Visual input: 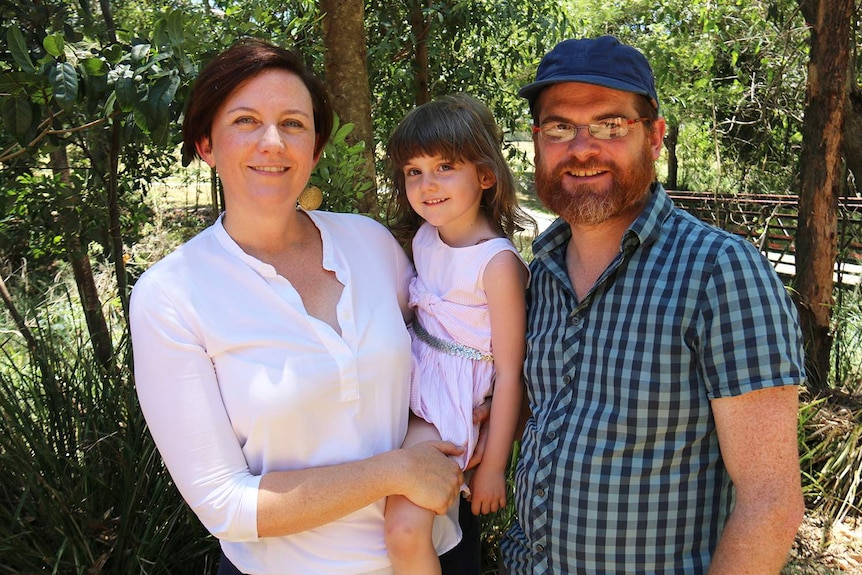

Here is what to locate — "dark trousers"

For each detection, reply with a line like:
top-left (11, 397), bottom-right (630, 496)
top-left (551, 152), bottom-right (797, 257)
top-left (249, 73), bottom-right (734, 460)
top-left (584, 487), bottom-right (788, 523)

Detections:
top-left (218, 497), bottom-right (481, 575)
top-left (439, 497), bottom-right (481, 575)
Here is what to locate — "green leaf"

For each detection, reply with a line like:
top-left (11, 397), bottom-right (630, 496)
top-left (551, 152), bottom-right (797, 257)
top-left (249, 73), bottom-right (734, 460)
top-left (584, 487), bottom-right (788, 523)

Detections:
top-left (81, 58), bottom-right (107, 77)
top-left (43, 33), bottom-right (65, 58)
top-left (149, 116), bottom-right (171, 146)
top-left (48, 62), bottom-right (78, 108)
top-left (0, 71), bottom-right (44, 97)
top-left (333, 122), bottom-right (354, 144)
top-left (2, 97), bottom-right (34, 137)
top-left (167, 10), bottom-right (185, 46)
top-left (131, 44), bottom-right (152, 62)
top-left (152, 19), bottom-right (168, 49)
top-left (114, 74), bottom-right (138, 106)
top-left (104, 91), bottom-right (117, 116)
top-left (145, 74), bottom-right (180, 116)
top-left (7, 27), bottom-right (36, 73)
top-left (102, 44), bottom-right (124, 64)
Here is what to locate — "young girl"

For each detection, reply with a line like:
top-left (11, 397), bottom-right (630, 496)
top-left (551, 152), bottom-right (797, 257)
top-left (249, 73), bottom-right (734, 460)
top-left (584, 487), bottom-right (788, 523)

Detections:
top-left (384, 94), bottom-right (535, 575)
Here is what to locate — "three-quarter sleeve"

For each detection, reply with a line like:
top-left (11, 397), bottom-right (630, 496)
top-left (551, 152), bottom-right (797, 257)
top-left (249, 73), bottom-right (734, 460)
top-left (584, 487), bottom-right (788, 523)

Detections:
top-left (130, 273), bottom-right (261, 541)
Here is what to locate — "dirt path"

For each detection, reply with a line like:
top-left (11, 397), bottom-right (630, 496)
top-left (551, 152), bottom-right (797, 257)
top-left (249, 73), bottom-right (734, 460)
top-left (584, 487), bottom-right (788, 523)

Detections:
top-left (785, 514), bottom-right (862, 574)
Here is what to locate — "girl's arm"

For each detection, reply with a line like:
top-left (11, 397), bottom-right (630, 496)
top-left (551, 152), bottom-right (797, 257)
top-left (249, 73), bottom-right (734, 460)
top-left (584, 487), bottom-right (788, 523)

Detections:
top-left (468, 249), bottom-right (527, 515)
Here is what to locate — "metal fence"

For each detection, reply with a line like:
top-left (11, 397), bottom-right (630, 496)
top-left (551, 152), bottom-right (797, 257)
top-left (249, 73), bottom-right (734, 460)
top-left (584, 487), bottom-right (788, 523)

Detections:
top-left (668, 191), bottom-right (862, 287)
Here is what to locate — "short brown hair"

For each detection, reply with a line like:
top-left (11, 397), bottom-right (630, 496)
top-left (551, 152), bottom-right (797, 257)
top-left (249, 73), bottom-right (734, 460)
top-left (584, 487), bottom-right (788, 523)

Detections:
top-left (181, 38), bottom-right (333, 166)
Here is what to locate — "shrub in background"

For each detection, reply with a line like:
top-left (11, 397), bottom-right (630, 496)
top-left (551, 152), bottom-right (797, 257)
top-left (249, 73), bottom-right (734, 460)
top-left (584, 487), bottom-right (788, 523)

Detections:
top-left (0, 285), bottom-right (217, 574)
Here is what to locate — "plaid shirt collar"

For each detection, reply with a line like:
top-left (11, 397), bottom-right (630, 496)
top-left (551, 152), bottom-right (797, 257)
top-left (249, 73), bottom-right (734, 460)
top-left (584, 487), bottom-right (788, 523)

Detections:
top-left (530, 182), bottom-right (674, 302)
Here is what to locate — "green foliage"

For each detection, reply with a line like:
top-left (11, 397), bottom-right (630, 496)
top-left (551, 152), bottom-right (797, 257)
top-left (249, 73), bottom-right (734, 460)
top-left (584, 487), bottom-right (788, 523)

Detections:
top-left (0, 2), bottom-right (201, 283)
top-left (309, 115), bottom-right (375, 215)
top-left (799, 391), bottom-right (862, 524)
top-left (366, 0), bottom-right (571, 149)
top-left (210, 0), bottom-right (320, 54)
top-left (797, 286), bottom-right (862, 526)
top-left (0, 286), bottom-right (217, 574)
top-left (1, 172), bottom-right (70, 267)
top-left (568, 0), bottom-right (808, 194)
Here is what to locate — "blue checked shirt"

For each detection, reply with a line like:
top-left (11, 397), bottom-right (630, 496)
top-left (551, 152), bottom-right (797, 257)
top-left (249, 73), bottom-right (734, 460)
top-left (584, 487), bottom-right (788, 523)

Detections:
top-left (501, 184), bottom-right (805, 574)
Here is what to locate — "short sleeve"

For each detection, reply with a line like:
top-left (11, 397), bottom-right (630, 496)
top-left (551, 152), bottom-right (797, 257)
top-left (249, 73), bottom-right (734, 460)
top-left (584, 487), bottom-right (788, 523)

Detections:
top-left (697, 239), bottom-right (805, 399)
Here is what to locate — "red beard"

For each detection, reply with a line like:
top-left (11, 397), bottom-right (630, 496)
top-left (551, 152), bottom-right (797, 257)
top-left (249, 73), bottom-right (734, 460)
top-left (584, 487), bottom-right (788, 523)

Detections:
top-left (535, 142), bottom-right (656, 227)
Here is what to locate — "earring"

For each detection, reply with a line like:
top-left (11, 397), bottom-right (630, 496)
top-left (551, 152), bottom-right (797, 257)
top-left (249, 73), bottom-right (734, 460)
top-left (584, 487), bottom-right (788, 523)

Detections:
top-left (297, 185), bottom-right (323, 210)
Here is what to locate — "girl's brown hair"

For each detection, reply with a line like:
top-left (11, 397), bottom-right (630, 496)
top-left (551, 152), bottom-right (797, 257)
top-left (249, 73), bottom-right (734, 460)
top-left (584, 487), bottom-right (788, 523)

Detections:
top-left (386, 94), bottom-right (535, 250)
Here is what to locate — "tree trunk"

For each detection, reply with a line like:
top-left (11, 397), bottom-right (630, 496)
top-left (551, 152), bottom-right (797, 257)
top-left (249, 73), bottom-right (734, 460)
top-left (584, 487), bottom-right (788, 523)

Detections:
top-left (107, 120), bottom-right (129, 322)
top-left (320, 0), bottom-right (378, 214)
top-left (97, 0), bottom-right (117, 43)
top-left (794, 0), bottom-right (852, 389)
top-left (801, 0), bottom-right (862, 195)
top-left (409, 0), bottom-right (430, 106)
top-left (49, 147), bottom-right (115, 374)
top-left (664, 122), bottom-right (679, 190)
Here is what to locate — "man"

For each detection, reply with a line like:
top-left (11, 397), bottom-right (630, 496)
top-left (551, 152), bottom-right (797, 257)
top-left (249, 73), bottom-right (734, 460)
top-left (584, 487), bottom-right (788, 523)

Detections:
top-left (500, 36), bottom-right (805, 574)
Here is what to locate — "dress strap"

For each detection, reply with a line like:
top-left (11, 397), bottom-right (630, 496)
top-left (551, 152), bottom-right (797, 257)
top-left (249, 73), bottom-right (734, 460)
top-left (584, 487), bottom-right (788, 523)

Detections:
top-left (413, 319), bottom-right (493, 362)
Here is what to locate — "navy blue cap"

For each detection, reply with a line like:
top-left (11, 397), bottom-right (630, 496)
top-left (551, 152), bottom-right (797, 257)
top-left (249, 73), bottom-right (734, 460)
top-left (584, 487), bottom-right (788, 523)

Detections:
top-left (519, 36), bottom-right (659, 111)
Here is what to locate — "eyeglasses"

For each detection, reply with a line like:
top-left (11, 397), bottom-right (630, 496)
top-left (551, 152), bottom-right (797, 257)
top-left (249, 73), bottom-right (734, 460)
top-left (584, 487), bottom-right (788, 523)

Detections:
top-left (532, 117), bottom-right (650, 143)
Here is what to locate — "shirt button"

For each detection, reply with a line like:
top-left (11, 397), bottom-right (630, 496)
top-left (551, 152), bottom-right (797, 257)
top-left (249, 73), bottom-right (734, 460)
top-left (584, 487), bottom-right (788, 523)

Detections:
top-left (535, 544), bottom-right (545, 553)
top-left (536, 488), bottom-right (545, 497)
top-left (547, 431), bottom-right (556, 440)
top-left (562, 375), bottom-right (571, 384)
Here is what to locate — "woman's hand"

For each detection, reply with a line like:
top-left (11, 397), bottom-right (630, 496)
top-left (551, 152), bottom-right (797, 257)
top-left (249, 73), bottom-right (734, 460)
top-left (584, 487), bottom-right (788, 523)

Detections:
top-left (398, 440), bottom-right (464, 514)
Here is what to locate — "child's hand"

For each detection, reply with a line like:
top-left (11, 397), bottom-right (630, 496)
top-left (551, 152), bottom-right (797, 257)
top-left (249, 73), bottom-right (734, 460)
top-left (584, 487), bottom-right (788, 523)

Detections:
top-left (466, 399), bottom-right (492, 470)
top-left (467, 464), bottom-right (507, 515)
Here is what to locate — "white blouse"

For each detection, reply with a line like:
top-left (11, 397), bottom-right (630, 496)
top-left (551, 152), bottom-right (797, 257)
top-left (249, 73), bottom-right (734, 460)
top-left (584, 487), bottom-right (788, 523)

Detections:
top-left (130, 210), bottom-right (459, 575)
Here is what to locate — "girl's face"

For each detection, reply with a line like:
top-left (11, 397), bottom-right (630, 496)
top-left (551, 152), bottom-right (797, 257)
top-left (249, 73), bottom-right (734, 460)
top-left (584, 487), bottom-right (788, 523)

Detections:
top-left (402, 154), bottom-right (495, 241)
top-left (195, 68), bottom-right (319, 213)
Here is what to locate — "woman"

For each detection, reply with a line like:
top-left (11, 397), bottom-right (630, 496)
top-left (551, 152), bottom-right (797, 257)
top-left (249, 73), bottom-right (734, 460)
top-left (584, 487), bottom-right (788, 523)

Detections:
top-left (130, 39), bottom-right (465, 575)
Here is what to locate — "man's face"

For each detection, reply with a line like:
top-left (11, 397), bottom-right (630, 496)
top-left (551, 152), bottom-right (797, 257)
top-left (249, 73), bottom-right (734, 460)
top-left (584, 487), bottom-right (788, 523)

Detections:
top-left (532, 82), bottom-right (665, 227)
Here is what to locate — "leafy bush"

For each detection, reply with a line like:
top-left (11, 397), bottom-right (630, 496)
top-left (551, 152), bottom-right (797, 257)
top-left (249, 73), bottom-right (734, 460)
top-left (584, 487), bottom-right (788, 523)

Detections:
top-left (308, 114), bottom-right (375, 215)
top-left (797, 286), bottom-right (862, 525)
top-left (0, 288), bottom-right (217, 574)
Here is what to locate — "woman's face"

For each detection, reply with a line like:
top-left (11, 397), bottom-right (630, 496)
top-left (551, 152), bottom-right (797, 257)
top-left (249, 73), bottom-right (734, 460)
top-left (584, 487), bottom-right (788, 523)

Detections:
top-left (196, 68), bottom-right (319, 212)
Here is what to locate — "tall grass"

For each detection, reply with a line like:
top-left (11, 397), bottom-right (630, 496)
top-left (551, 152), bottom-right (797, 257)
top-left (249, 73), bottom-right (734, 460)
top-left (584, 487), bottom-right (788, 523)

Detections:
top-left (799, 285), bottom-right (862, 525)
top-left (0, 274), bottom-right (217, 574)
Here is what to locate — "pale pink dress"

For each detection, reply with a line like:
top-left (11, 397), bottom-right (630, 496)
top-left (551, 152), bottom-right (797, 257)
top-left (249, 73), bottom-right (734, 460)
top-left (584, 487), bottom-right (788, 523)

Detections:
top-left (408, 222), bottom-right (528, 470)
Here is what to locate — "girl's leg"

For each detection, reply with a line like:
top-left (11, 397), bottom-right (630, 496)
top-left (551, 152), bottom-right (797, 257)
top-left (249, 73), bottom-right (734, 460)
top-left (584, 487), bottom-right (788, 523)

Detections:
top-left (385, 416), bottom-right (444, 575)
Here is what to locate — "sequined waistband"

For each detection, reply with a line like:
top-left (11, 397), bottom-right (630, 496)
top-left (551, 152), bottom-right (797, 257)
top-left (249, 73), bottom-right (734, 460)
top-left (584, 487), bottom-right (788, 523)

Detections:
top-left (412, 319), bottom-right (493, 362)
